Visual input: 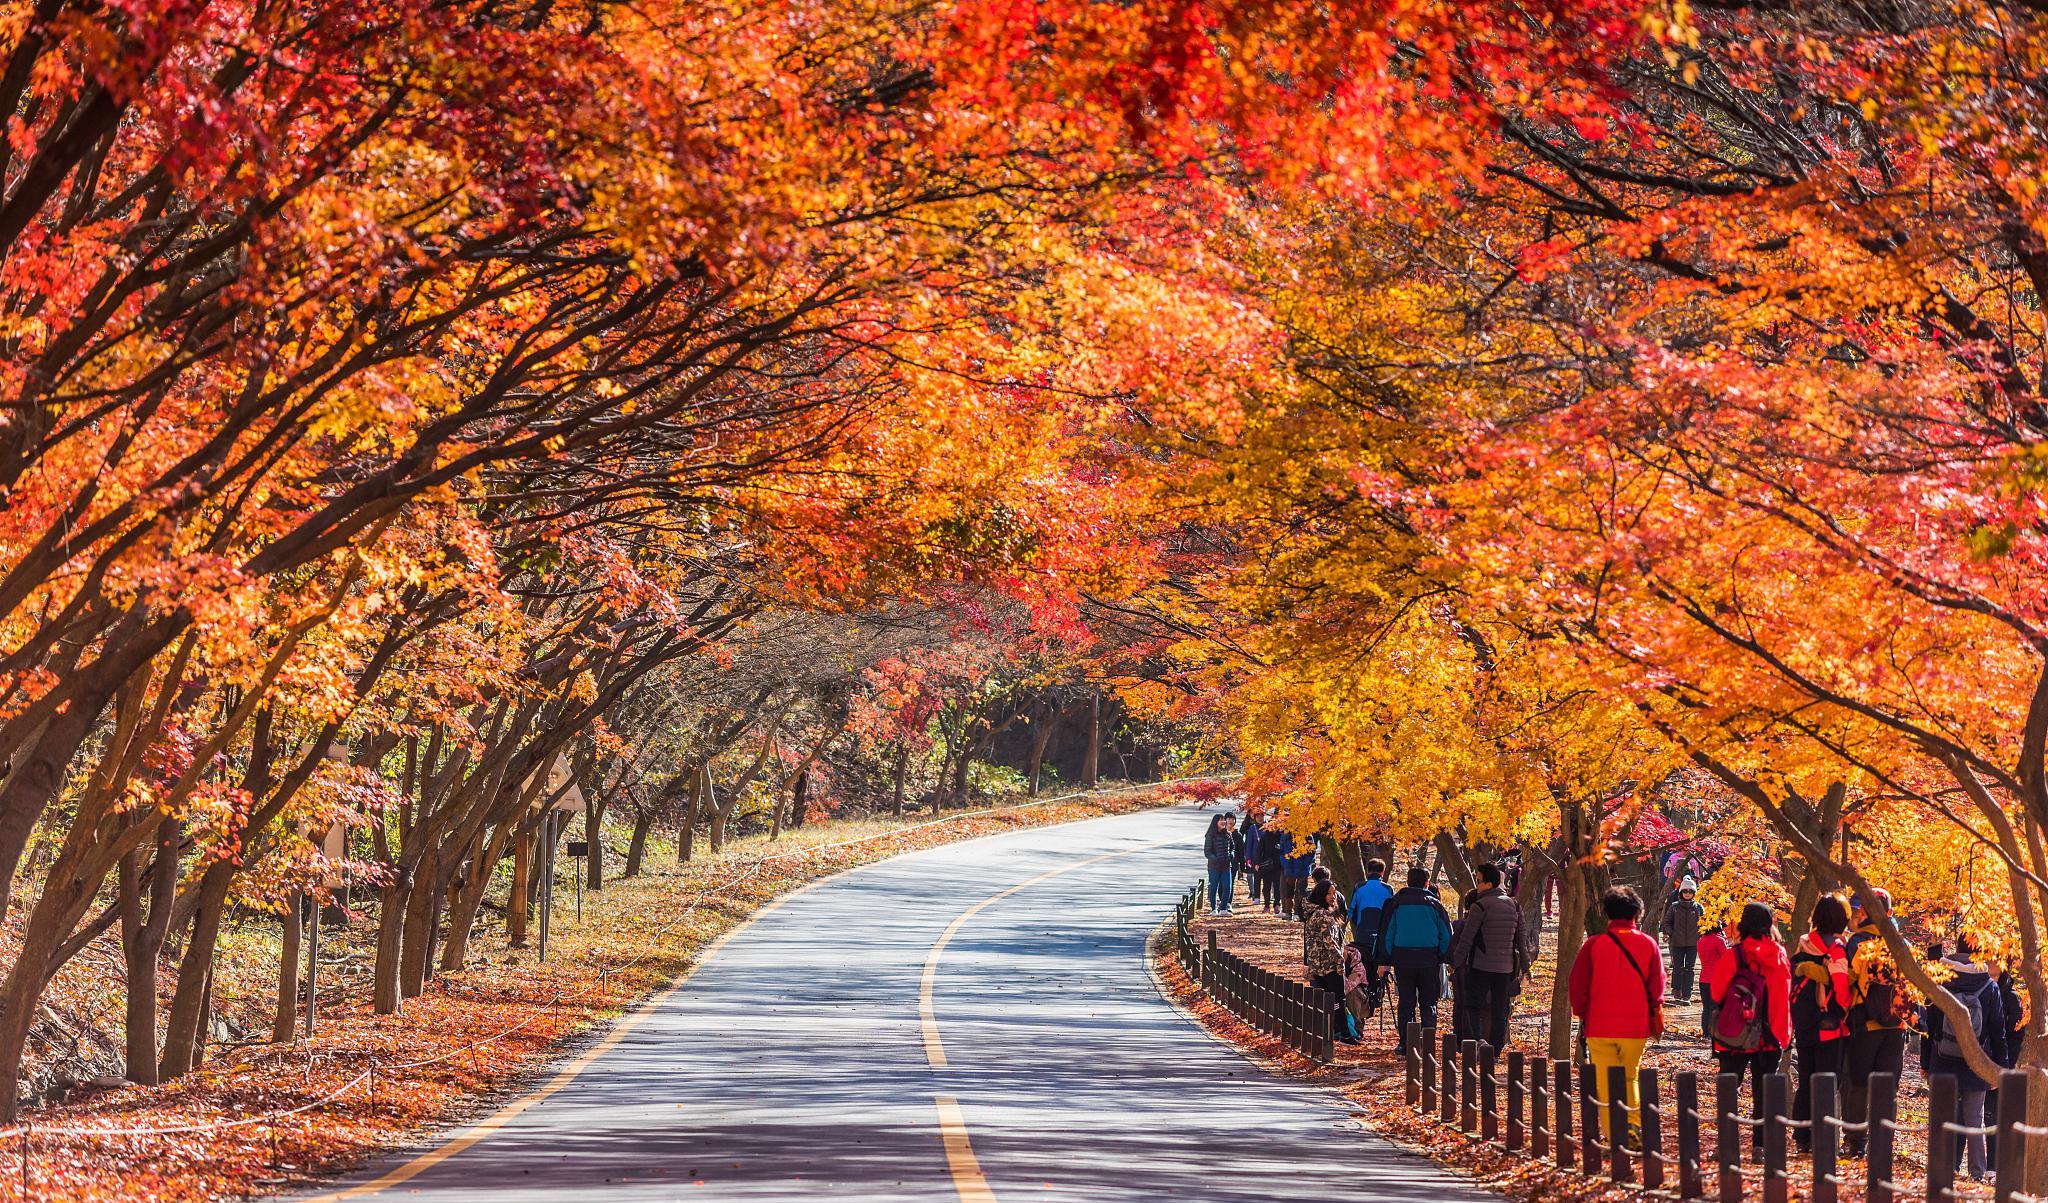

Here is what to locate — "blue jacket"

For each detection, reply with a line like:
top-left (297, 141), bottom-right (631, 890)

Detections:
top-left (1241, 822), bottom-right (1263, 867)
top-left (1349, 877), bottom-right (1394, 948)
top-left (1276, 831), bottom-right (1315, 878)
top-left (1376, 885), bottom-right (1453, 968)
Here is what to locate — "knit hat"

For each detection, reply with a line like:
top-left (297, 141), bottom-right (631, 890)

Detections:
top-left (1680, 876), bottom-right (1699, 893)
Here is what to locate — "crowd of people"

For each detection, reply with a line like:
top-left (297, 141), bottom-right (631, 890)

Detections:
top-left (1200, 813), bottom-right (2027, 1181)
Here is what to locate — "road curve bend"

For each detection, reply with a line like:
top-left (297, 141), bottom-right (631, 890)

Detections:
top-left (293, 806), bottom-right (1493, 1203)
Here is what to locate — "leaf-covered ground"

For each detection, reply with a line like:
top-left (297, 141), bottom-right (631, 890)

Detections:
top-left (1157, 894), bottom-right (1958, 1203)
top-left (3, 786), bottom-right (1176, 1202)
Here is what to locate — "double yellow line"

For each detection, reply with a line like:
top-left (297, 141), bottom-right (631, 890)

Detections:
top-left (919, 841), bottom-right (1172, 1201)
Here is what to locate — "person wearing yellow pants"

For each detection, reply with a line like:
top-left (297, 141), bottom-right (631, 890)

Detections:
top-left (1569, 887), bottom-right (1666, 1147)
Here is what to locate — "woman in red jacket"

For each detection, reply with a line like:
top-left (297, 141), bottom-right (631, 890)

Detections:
top-left (1569, 887), bottom-right (1666, 1145)
top-left (1705, 902), bottom-right (1793, 1143)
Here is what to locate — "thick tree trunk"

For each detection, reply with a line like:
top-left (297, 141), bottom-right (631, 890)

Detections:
top-left (584, 800), bottom-right (604, 890)
top-left (398, 862), bottom-right (440, 999)
top-left (509, 831), bottom-right (532, 947)
top-left (159, 862), bottom-right (235, 1080)
top-left (1027, 719), bottom-right (1056, 796)
top-left (679, 767), bottom-right (704, 862)
top-left (1432, 830), bottom-right (1477, 897)
top-left (789, 771), bottom-right (808, 829)
top-left (892, 747), bottom-right (909, 816)
top-left (373, 875), bottom-right (409, 1014)
top-left (274, 896), bottom-right (302, 1043)
top-left (118, 819), bottom-right (177, 1085)
top-left (623, 808), bottom-right (652, 878)
top-left (1549, 850), bottom-right (1589, 1062)
top-left (1081, 694), bottom-right (1101, 787)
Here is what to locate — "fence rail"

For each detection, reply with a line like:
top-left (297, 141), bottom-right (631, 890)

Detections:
top-left (1171, 881), bottom-right (1335, 1064)
top-left (1398, 1019), bottom-right (2036, 1203)
top-left (1171, 884), bottom-right (2048, 1201)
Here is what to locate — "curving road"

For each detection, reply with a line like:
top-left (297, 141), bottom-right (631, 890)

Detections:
top-left (296, 806), bottom-right (1492, 1202)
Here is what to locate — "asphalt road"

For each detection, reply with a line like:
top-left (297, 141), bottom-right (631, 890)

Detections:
top-left (297, 806), bottom-right (1492, 1202)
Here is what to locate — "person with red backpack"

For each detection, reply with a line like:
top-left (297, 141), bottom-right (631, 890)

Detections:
top-left (1705, 902), bottom-right (1792, 1145)
top-left (1790, 896), bottom-right (1853, 1153)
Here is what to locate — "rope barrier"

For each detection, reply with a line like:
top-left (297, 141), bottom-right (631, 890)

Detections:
top-left (1821, 1115), bottom-right (1868, 1131)
top-left (1940, 1122), bottom-right (1999, 1137)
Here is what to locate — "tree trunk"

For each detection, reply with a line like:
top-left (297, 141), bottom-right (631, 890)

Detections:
top-left (1026, 716), bottom-right (1056, 796)
top-left (789, 771), bottom-right (808, 829)
top-left (373, 874), bottom-right (409, 1013)
top-left (509, 831), bottom-right (532, 947)
top-left (1549, 849), bottom-right (1589, 1062)
top-left (1432, 830), bottom-right (1478, 897)
top-left (584, 799), bottom-right (604, 890)
top-left (273, 896), bottom-right (302, 1043)
top-left (623, 807), bottom-right (653, 877)
top-left (680, 766), bottom-right (704, 862)
top-left (1081, 693), bottom-right (1101, 787)
top-left (159, 861), bottom-right (235, 1080)
top-left (891, 747), bottom-right (908, 817)
top-left (119, 818), bottom-right (177, 1085)
top-left (398, 858), bottom-right (440, 1000)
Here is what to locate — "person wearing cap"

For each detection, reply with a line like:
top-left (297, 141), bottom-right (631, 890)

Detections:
top-left (1843, 887), bottom-right (1908, 1156)
top-left (1660, 876), bottom-right (1705, 1004)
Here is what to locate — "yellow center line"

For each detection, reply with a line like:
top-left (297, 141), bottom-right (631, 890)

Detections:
top-left (933, 1095), bottom-right (998, 1203)
top-left (919, 839), bottom-right (1172, 1068)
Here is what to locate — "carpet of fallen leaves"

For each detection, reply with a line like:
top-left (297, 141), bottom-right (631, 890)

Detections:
top-left (3, 785), bottom-right (1178, 1202)
top-left (1155, 890), bottom-right (1963, 1203)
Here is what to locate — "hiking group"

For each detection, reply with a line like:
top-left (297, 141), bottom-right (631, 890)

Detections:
top-left (1201, 811), bottom-right (2023, 1182)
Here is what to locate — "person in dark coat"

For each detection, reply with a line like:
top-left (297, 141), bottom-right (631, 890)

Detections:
top-left (1240, 816), bottom-right (1266, 907)
top-left (1789, 895), bottom-right (1852, 1153)
top-left (1921, 937), bottom-right (2009, 1182)
top-left (1275, 830), bottom-right (1315, 919)
top-left (1255, 827), bottom-right (1284, 913)
top-left (1377, 866), bottom-right (1453, 1054)
top-left (1843, 889), bottom-right (1909, 1157)
top-left (1450, 862), bottom-right (1523, 1050)
top-left (1202, 813), bottom-right (1242, 915)
top-left (1660, 877), bottom-right (1704, 1004)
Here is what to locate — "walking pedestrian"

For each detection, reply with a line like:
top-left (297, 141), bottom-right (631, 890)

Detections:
top-left (1255, 827), bottom-right (1284, 914)
top-left (1240, 814), bottom-right (1266, 907)
top-left (1569, 886), bottom-right (1666, 1147)
top-left (1698, 908), bottom-right (1738, 1040)
top-left (1377, 866), bottom-right (1453, 1054)
top-left (1843, 888), bottom-right (1910, 1156)
top-left (1348, 858), bottom-right (1395, 1016)
top-left (1790, 895), bottom-right (1852, 1152)
top-left (1276, 830), bottom-right (1315, 919)
top-left (1921, 936), bottom-right (2008, 1183)
top-left (1450, 862), bottom-right (1524, 1051)
top-left (1303, 876), bottom-right (1359, 1044)
top-left (1661, 876), bottom-right (1703, 1004)
top-left (1705, 902), bottom-right (1791, 1148)
top-left (1202, 813), bottom-right (1241, 914)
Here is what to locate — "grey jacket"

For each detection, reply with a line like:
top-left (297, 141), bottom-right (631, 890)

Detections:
top-left (1452, 889), bottom-right (1523, 975)
top-left (1661, 897), bottom-right (1704, 950)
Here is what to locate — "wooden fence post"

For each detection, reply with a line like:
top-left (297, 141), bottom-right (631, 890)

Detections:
top-left (1609, 1063), bottom-right (1634, 1184)
top-left (1462, 1039), bottom-right (1481, 1134)
top-left (1440, 1031), bottom-right (1458, 1125)
top-left (1717, 1072), bottom-right (1742, 1203)
top-left (1812, 1072), bottom-right (1839, 1203)
top-left (1482, 1044), bottom-right (1500, 1142)
top-left (1580, 1061), bottom-right (1601, 1173)
top-left (1406, 1022), bottom-right (1423, 1106)
top-left (1531, 1055), bottom-right (1550, 1160)
top-left (1555, 1058), bottom-right (1576, 1169)
top-left (1927, 1074), bottom-right (1958, 1203)
top-left (1641, 1066), bottom-right (1664, 1192)
top-left (1420, 1026), bottom-right (1438, 1114)
top-left (1676, 1070), bottom-right (1702, 1200)
top-left (1507, 1050), bottom-right (1525, 1152)
top-left (1763, 1072), bottom-right (1789, 1203)
top-left (1867, 1071), bottom-right (1898, 1203)
top-left (1996, 1070), bottom-right (2027, 1203)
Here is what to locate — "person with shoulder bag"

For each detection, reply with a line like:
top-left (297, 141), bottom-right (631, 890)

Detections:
top-left (1921, 936), bottom-right (2008, 1182)
top-left (1843, 889), bottom-right (1911, 1156)
top-left (1568, 886), bottom-right (1666, 1149)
